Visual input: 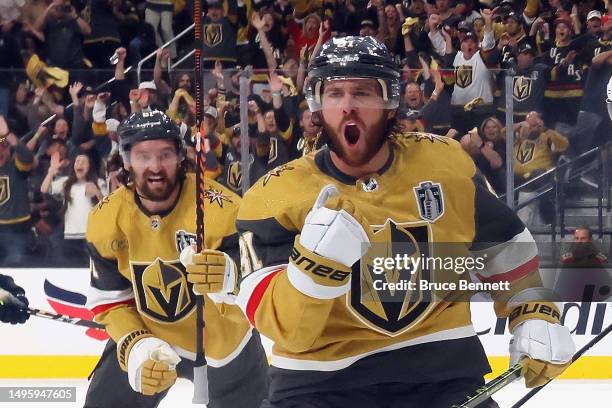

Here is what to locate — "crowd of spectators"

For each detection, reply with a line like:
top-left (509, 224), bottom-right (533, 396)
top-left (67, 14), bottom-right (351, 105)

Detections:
top-left (0, 0), bottom-right (611, 267)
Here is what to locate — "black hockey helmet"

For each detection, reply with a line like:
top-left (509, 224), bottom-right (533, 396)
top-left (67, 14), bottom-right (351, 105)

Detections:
top-left (305, 36), bottom-right (401, 112)
top-left (118, 110), bottom-right (183, 160)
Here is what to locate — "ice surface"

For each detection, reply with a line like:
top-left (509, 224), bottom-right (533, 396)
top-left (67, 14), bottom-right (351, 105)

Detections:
top-left (0, 379), bottom-right (609, 407)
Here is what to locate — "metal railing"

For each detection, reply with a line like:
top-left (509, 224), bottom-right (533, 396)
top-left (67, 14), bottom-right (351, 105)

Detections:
top-left (137, 23), bottom-right (195, 84)
top-left (501, 142), bottom-right (612, 243)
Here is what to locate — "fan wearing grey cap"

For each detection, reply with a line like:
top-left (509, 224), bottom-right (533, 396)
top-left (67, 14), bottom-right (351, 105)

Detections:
top-left (586, 10), bottom-right (603, 36)
top-left (496, 43), bottom-right (548, 123)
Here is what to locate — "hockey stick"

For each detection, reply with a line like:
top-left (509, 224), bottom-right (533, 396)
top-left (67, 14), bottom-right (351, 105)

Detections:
top-left (455, 321), bottom-right (612, 408)
top-left (452, 363), bottom-right (524, 408)
top-left (27, 307), bottom-right (105, 329)
top-left (510, 321), bottom-right (612, 408)
top-left (193, 0), bottom-right (205, 369)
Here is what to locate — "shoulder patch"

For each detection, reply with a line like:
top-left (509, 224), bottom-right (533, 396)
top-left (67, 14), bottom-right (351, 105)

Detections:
top-left (262, 164), bottom-right (295, 187)
top-left (405, 132), bottom-right (450, 144)
top-left (203, 187), bottom-right (233, 208)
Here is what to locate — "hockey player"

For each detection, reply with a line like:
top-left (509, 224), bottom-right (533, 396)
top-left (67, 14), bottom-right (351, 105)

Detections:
top-left (84, 110), bottom-right (268, 407)
top-left (0, 274), bottom-right (29, 325)
top-left (188, 36), bottom-right (576, 407)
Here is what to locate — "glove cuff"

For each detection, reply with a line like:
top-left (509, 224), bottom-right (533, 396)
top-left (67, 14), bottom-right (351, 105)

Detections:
top-left (287, 236), bottom-right (352, 299)
top-left (117, 329), bottom-right (153, 371)
top-left (508, 301), bottom-right (560, 332)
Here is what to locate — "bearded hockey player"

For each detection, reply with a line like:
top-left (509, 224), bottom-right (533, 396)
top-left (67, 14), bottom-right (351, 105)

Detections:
top-left (187, 36), bottom-right (576, 407)
top-left (84, 110), bottom-right (268, 407)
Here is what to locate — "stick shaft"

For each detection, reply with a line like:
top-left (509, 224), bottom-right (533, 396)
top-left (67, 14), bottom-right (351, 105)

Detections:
top-left (27, 307), bottom-right (105, 329)
top-left (452, 364), bottom-right (523, 408)
top-left (193, 0), bottom-right (206, 367)
top-left (511, 322), bottom-right (612, 408)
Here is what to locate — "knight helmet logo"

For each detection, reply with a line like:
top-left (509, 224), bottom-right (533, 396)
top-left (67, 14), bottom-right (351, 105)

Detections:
top-left (516, 140), bottom-right (536, 164)
top-left (513, 76), bottom-right (532, 102)
top-left (455, 65), bottom-right (473, 88)
top-left (349, 221), bottom-right (434, 336)
top-left (132, 259), bottom-right (195, 323)
top-left (0, 176), bottom-right (9, 206)
top-left (204, 24), bottom-right (223, 47)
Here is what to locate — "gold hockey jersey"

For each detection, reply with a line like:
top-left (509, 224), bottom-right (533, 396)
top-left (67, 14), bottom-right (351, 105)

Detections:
top-left (86, 173), bottom-right (252, 367)
top-left (513, 128), bottom-right (569, 179)
top-left (235, 134), bottom-right (541, 398)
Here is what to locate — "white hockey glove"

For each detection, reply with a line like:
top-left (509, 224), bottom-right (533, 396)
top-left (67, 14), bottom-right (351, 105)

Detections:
top-left (181, 246), bottom-right (238, 304)
top-left (508, 302), bottom-right (575, 388)
top-left (287, 184), bottom-right (372, 299)
top-left (118, 331), bottom-right (181, 395)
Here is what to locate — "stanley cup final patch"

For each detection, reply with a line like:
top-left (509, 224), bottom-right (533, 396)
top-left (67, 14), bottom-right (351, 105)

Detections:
top-left (413, 181), bottom-right (444, 222)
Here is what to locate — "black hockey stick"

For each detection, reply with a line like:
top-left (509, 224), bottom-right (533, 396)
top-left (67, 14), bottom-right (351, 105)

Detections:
top-left (510, 321), bottom-right (612, 408)
top-left (27, 307), bottom-right (105, 329)
top-left (451, 363), bottom-right (524, 408)
top-left (193, 0), bottom-right (205, 369)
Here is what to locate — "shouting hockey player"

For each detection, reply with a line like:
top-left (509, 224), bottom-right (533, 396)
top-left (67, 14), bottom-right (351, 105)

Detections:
top-left (84, 110), bottom-right (268, 407)
top-left (188, 36), bottom-right (576, 407)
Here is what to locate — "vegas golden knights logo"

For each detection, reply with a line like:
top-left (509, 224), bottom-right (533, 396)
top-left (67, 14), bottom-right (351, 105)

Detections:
top-left (268, 137), bottom-right (278, 164)
top-left (516, 140), bottom-right (535, 164)
top-left (227, 162), bottom-right (242, 192)
top-left (350, 221), bottom-right (434, 336)
top-left (0, 176), bottom-right (9, 206)
top-left (455, 65), bottom-right (473, 88)
top-left (132, 259), bottom-right (195, 323)
top-left (204, 24), bottom-right (222, 47)
top-left (513, 76), bottom-right (532, 102)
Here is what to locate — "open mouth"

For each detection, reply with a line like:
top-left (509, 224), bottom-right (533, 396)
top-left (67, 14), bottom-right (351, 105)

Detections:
top-left (147, 175), bottom-right (166, 185)
top-left (344, 122), bottom-right (361, 146)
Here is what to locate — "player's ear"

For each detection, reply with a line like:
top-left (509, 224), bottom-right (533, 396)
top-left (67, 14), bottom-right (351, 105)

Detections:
top-left (386, 109), bottom-right (397, 120)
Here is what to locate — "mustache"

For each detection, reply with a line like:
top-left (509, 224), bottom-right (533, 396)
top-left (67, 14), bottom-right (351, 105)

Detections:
top-left (143, 171), bottom-right (168, 179)
top-left (339, 116), bottom-right (365, 130)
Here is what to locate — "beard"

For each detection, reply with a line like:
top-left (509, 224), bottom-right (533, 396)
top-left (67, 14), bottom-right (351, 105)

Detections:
top-left (134, 170), bottom-right (179, 202)
top-left (322, 113), bottom-right (390, 167)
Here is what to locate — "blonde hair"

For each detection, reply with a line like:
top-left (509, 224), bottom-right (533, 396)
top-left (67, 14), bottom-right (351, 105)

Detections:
top-left (480, 117), bottom-right (504, 141)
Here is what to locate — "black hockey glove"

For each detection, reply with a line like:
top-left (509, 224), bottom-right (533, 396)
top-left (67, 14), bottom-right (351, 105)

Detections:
top-left (0, 275), bottom-right (29, 324)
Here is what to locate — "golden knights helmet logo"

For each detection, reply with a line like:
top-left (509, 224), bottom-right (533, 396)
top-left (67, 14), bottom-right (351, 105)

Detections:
top-left (132, 258), bottom-right (195, 323)
top-left (350, 221), bottom-right (434, 336)
top-left (516, 140), bottom-right (535, 164)
top-left (413, 181), bottom-right (444, 222)
top-left (0, 176), bottom-right (10, 206)
top-left (204, 23), bottom-right (223, 47)
top-left (513, 76), bottom-right (532, 102)
top-left (455, 65), bottom-right (473, 88)
top-left (227, 161), bottom-right (242, 192)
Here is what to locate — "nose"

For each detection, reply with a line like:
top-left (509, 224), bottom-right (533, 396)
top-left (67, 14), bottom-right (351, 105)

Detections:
top-left (340, 94), bottom-right (356, 115)
top-left (148, 156), bottom-right (163, 172)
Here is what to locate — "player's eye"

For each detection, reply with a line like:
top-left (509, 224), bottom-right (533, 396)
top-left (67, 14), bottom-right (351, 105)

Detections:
top-left (325, 89), bottom-right (344, 98)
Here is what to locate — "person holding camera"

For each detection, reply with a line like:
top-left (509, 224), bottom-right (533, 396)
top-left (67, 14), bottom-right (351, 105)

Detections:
top-left (33, 0), bottom-right (91, 80)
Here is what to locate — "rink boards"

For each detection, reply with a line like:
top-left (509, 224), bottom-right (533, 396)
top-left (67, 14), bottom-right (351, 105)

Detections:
top-left (1, 268), bottom-right (611, 379)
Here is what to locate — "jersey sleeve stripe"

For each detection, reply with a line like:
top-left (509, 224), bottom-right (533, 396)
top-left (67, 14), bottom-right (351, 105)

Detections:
top-left (86, 286), bottom-right (135, 314)
top-left (236, 265), bottom-right (284, 326)
top-left (472, 228), bottom-right (539, 282)
top-left (90, 299), bottom-right (136, 316)
top-left (476, 255), bottom-right (539, 283)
